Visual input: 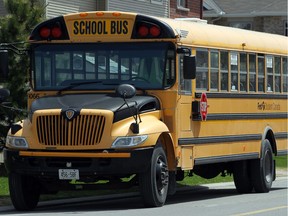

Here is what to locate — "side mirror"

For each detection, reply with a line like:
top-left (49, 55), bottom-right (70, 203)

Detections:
top-left (183, 55), bottom-right (196, 80)
top-left (115, 84), bottom-right (136, 99)
top-left (0, 50), bottom-right (9, 80)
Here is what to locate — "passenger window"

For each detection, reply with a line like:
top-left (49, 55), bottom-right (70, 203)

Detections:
top-left (220, 51), bottom-right (228, 91)
top-left (210, 50), bottom-right (219, 91)
top-left (275, 56), bottom-right (281, 92)
top-left (258, 55), bottom-right (265, 92)
top-left (196, 49), bottom-right (208, 90)
top-left (230, 52), bottom-right (238, 91)
top-left (240, 53), bottom-right (247, 92)
top-left (266, 56), bottom-right (273, 92)
top-left (283, 57), bottom-right (288, 92)
top-left (249, 54), bottom-right (256, 92)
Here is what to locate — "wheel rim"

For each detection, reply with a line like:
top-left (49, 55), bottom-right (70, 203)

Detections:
top-left (155, 155), bottom-right (168, 195)
top-left (264, 150), bottom-right (273, 183)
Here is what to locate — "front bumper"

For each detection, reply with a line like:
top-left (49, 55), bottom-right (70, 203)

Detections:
top-left (4, 147), bottom-right (153, 178)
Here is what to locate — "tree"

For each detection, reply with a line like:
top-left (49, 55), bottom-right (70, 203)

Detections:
top-left (0, 0), bottom-right (45, 109)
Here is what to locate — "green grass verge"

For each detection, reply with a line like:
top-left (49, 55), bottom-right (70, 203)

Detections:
top-left (275, 155), bottom-right (288, 168)
top-left (0, 155), bottom-right (287, 205)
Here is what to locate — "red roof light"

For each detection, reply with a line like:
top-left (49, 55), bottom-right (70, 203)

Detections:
top-left (138, 25), bottom-right (149, 37)
top-left (39, 27), bottom-right (50, 38)
top-left (51, 26), bottom-right (62, 38)
top-left (149, 25), bottom-right (161, 37)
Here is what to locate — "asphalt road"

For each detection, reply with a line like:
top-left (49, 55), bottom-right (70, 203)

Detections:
top-left (1, 176), bottom-right (287, 216)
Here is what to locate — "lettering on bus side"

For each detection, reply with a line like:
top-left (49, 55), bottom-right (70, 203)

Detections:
top-left (73, 20), bottom-right (129, 35)
top-left (257, 101), bottom-right (280, 111)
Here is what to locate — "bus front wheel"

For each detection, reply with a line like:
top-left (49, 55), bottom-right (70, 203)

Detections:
top-left (250, 139), bottom-right (274, 193)
top-left (9, 173), bottom-right (40, 211)
top-left (139, 144), bottom-right (169, 207)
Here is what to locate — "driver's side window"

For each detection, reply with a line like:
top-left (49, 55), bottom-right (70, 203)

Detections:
top-left (179, 54), bottom-right (192, 95)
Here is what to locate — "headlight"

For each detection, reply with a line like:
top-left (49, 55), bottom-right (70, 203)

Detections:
top-left (6, 136), bottom-right (29, 149)
top-left (111, 135), bottom-right (148, 148)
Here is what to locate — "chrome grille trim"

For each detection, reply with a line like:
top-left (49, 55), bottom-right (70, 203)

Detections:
top-left (36, 114), bottom-right (105, 146)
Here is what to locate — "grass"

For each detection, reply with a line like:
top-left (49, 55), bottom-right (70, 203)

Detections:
top-left (275, 155), bottom-right (288, 168)
top-left (0, 155), bottom-right (287, 206)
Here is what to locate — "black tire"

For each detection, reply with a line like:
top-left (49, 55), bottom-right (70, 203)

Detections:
top-left (168, 171), bottom-right (176, 196)
top-left (250, 139), bottom-right (274, 193)
top-left (233, 160), bottom-right (253, 193)
top-left (9, 173), bottom-right (40, 211)
top-left (139, 145), bottom-right (169, 207)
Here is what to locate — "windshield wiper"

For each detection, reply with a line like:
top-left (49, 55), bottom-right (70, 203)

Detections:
top-left (57, 81), bottom-right (102, 95)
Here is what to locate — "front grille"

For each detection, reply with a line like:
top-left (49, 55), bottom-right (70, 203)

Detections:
top-left (36, 114), bottom-right (105, 146)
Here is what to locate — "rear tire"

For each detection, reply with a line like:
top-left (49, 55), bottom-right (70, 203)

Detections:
top-left (233, 160), bottom-right (253, 193)
top-left (250, 139), bottom-right (274, 193)
top-left (9, 173), bottom-right (40, 211)
top-left (139, 145), bottom-right (169, 207)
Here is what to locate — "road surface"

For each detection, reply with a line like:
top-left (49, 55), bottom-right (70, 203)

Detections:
top-left (0, 176), bottom-right (287, 216)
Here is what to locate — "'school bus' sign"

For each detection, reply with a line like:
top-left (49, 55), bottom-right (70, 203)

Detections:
top-left (72, 20), bottom-right (130, 36)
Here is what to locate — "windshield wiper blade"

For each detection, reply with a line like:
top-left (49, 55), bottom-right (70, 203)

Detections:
top-left (57, 81), bottom-right (102, 95)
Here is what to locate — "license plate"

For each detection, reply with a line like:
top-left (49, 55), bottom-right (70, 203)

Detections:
top-left (58, 169), bottom-right (79, 180)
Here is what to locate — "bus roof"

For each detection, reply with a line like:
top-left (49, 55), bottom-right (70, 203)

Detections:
top-left (29, 11), bottom-right (287, 56)
top-left (160, 17), bottom-right (288, 55)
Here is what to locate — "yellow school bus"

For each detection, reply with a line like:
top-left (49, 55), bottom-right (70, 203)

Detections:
top-left (2, 11), bottom-right (287, 210)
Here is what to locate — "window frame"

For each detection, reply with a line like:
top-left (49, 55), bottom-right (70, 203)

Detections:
top-left (177, 0), bottom-right (189, 11)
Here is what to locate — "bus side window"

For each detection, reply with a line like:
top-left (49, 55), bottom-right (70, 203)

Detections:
top-left (220, 51), bottom-right (228, 91)
top-left (249, 54), bottom-right (256, 92)
top-left (179, 55), bottom-right (191, 95)
top-left (275, 56), bottom-right (281, 92)
top-left (266, 56), bottom-right (273, 92)
top-left (210, 50), bottom-right (219, 91)
top-left (240, 53), bottom-right (247, 92)
top-left (258, 54), bottom-right (265, 92)
top-left (196, 49), bottom-right (208, 90)
top-left (283, 57), bottom-right (288, 92)
top-left (230, 52), bottom-right (238, 91)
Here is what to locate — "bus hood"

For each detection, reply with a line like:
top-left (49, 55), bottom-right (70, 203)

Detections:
top-left (30, 93), bottom-right (160, 122)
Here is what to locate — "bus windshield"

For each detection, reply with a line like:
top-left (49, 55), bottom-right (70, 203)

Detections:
top-left (32, 42), bottom-right (175, 91)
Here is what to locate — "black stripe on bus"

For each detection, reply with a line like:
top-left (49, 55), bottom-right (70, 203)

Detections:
top-left (179, 134), bottom-right (262, 145)
top-left (275, 132), bottom-right (288, 139)
top-left (277, 150), bottom-right (288, 156)
top-left (194, 153), bottom-right (259, 165)
top-left (195, 92), bottom-right (288, 99)
top-left (193, 113), bottom-right (287, 121)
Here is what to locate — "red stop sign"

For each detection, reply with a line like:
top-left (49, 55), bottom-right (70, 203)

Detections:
top-left (200, 93), bottom-right (208, 121)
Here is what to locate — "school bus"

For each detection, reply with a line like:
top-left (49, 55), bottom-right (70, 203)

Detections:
top-left (1, 11), bottom-right (287, 210)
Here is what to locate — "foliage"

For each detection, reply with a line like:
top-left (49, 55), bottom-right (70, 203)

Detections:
top-left (0, 0), bottom-right (45, 109)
